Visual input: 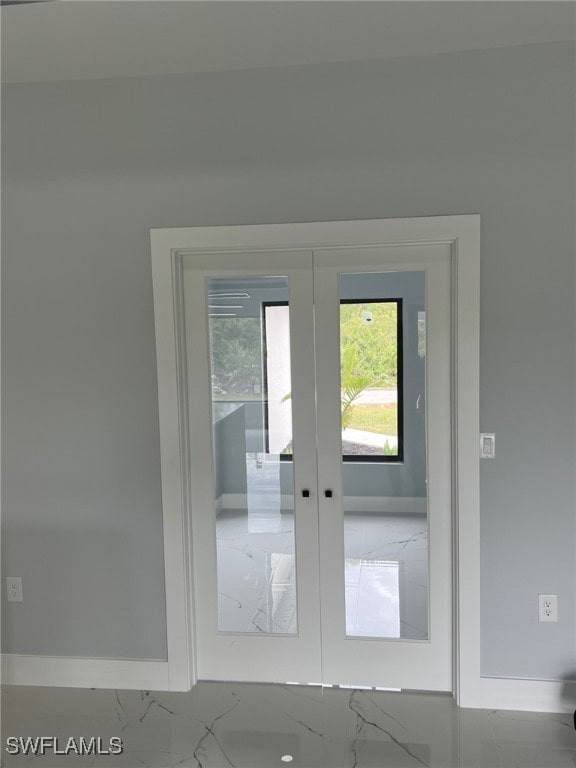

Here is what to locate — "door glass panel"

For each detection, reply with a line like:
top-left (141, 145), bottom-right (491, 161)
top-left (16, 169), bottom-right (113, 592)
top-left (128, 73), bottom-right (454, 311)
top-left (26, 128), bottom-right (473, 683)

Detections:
top-left (207, 277), bottom-right (297, 634)
top-left (339, 272), bottom-right (428, 640)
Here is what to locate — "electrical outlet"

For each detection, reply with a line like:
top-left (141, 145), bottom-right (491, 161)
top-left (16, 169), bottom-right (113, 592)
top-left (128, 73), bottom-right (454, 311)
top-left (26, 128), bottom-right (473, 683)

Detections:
top-left (538, 594), bottom-right (558, 622)
top-left (6, 577), bottom-right (23, 603)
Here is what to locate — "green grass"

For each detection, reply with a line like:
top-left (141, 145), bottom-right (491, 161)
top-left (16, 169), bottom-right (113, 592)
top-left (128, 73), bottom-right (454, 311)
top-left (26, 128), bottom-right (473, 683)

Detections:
top-left (346, 404), bottom-right (398, 436)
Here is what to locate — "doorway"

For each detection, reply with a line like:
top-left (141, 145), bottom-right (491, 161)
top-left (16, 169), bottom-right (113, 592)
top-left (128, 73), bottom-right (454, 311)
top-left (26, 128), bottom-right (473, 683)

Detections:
top-left (150, 216), bottom-right (480, 699)
top-left (182, 245), bottom-right (451, 691)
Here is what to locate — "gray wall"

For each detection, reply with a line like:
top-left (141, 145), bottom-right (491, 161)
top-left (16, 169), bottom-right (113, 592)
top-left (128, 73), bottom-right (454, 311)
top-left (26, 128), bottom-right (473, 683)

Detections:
top-left (2, 42), bottom-right (574, 679)
top-left (213, 406), bottom-right (247, 499)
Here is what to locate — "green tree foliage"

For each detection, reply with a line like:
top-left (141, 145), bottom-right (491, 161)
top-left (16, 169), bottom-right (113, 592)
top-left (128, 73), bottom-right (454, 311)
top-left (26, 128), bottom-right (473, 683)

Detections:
top-left (339, 303), bottom-right (397, 387)
top-left (340, 345), bottom-right (374, 428)
top-left (210, 302), bottom-right (398, 408)
top-left (209, 317), bottom-right (262, 396)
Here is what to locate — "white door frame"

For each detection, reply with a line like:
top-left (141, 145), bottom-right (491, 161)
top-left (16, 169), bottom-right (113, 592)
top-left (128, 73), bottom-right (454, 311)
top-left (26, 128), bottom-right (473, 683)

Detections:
top-left (150, 215), bottom-right (481, 705)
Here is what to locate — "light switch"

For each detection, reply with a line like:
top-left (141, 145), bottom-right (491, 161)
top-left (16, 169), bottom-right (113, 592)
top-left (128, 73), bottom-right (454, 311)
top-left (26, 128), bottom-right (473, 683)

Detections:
top-left (480, 433), bottom-right (495, 458)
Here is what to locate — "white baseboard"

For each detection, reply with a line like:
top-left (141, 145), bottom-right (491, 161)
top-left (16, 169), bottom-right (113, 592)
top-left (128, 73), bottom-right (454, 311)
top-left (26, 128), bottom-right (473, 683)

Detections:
top-left (3, 655), bottom-right (573, 713)
top-left (461, 676), bottom-right (576, 714)
top-left (216, 494), bottom-right (426, 515)
top-left (1, 654), bottom-right (170, 691)
top-left (344, 496), bottom-right (426, 514)
top-left (216, 494), bottom-right (294, 512)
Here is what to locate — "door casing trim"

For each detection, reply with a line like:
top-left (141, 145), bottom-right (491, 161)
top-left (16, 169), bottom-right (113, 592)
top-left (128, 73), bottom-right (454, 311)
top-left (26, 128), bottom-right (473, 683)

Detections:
top-left (150, 215), bottom-right (481, 704)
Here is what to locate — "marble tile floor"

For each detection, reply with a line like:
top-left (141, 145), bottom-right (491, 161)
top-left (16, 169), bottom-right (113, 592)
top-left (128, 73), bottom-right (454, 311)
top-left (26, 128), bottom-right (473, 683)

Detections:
top-left (217, 509), bottom-right (428, 640)
top-left (2, 682), bottom-right (575, 768)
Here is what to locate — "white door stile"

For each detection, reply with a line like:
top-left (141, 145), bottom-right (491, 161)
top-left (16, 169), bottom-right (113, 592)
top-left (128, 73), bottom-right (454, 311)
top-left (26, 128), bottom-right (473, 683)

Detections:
top-left (313, 245), bottom-right (453, 691)
top-left (424, 253), bottom-right (453, 690)
top-left (182, 249), bottom-right (323, 683)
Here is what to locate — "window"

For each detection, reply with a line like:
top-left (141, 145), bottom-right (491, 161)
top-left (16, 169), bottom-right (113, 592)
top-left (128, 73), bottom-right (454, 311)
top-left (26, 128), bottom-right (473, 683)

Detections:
top-left (339, 299), bottom-right (403, 462)
top-left (264, 299), bottom-right (403, 462)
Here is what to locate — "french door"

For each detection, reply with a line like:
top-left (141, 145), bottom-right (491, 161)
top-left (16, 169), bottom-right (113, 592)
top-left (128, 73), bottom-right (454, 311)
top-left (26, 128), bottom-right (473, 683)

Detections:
top-left (182, 243), bottom-right (452, 691)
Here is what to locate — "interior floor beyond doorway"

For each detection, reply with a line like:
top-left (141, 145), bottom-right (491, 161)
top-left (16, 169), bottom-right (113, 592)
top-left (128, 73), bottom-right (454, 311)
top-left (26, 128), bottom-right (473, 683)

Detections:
top-left (216, 505), bottom-right (428, 640)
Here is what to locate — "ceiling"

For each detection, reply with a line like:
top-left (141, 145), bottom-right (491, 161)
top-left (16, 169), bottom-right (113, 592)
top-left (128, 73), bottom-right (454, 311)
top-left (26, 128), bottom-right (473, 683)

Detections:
top-left (2, 1), bottom-right (575, 84)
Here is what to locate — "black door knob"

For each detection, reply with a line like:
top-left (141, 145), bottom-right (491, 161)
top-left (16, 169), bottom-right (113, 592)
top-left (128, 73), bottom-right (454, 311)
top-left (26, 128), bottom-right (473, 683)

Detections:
top-left (324, 489), bottom-right (333, 498)
top-left (302, 489), bottom-right (310, 498)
